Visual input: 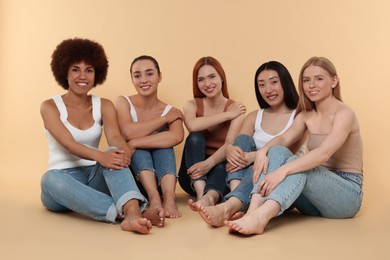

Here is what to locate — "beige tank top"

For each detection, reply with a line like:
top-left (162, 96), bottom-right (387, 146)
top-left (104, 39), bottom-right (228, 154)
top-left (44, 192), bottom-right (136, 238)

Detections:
top-left (307, 129), bottom-right (363, 174)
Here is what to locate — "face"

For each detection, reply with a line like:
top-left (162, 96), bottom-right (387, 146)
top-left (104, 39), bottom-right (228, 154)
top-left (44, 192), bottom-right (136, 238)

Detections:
top-left (197, 65), bottom-right (223, 97)
top-left (302, 65), bottom-right (337, 102)
top-left (257, 70), bottom-right (285, 108)
top-left (131, 59), bottom-right (161, 95)
top-left (67, 61), bottom-right (95, 94)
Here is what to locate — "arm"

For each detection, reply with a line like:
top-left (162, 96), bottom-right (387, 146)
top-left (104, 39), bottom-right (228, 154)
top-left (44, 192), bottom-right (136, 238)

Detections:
top-left (183, 99), bottom-right (246, 132)
top-left (188, 109), bottom-right (246, 180)
top-left (257, 107), bottom-right (358, 196)
top-left (41, 99), bottom-right (127, 170)
top-left (115, 96), bottom-right (172, 140)
top-left (253, 112), bottom-right (307, 180)
top-left (225, 110), bottom-right (257, 172)
top-left (127, 107), bottom-right (184, 150)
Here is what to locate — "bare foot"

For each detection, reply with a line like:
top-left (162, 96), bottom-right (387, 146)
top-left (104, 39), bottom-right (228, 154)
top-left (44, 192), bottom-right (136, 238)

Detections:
top-left (224, 199), bottom-right (281, 236)
top-left (142, 208), bottom-right (165, 228)
top-left (163, 198), bottom-right (182, 218)
top-left (229, 211), bottom-right (245, 220)
top-left (120, 217), bottom-right (152, 234)
top-left (188, 195), bottom-right (213, 212)
top-left (199, 204), bottom-right (235, 227)
top-left (187, 198), bottom-right (201, 211)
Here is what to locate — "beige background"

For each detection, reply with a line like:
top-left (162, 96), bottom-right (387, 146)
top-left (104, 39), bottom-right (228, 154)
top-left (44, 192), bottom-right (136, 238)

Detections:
top-left (1, 0), bottom-right (389, 259)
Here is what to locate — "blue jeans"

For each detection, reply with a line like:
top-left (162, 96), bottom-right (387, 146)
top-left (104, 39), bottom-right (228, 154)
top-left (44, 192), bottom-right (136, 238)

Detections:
top-left (178, 132), bottom-right (228, 199)
top-left (130, 148), bottom-right (177, 184)
top-left (223, 134), bottom-right (257, 210)
top-left (41, 164), bottom-right (148, 223)
top-left (226, 134), bottom-right (257, 183)
top-left (252, 146), bottom-right (363, 218)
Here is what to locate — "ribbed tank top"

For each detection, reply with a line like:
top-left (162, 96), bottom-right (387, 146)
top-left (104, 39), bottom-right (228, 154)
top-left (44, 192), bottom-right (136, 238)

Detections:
top-left (307, 129), bottom-right (363, 173)
top-left (45, 95), bottom-right (102, 170)
top-left (195, 98), bottom-right (235, 155)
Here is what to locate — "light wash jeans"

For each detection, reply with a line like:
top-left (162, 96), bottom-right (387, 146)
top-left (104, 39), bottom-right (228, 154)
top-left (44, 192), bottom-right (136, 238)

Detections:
top-left (41, 163), bottom-right (148, 223)
top-left (178, 132), bottom-right (228, 199)
top-left (130, 148), bottom-right (177, 184)
top-left (252, 146), bottom-right (363, 218)
top-left (224, 134), bottom-right (257, 210)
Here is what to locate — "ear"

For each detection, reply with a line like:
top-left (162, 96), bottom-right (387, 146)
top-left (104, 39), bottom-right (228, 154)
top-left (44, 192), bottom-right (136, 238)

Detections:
top-left (331, 76), bottom-right (338, 88)
top-left (158, 72), bottom-right (162, 82)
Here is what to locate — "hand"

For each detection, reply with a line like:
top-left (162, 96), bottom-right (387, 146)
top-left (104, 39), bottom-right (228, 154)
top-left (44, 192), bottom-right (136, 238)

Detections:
top-left (226, 145), bottom-right (248, 170)
top-left (257, 169), bottom-right (286, 197)
top-left (226, 162), bottom-right (244, 173)
top-left (253, 150), bottom-right (268, 183)
top-left (164, 108), bottom-right (183, 124)
top-left (226, 102), bottom-right (246, 120)
top-left (97, 149), bottom-right (130, 170)
top-left (187, 160), bottom-right (212, 180)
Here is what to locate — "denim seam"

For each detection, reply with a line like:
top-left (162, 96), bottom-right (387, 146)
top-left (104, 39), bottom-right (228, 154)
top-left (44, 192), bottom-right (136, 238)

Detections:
top-left (266, 174), bottom-right (305, 216)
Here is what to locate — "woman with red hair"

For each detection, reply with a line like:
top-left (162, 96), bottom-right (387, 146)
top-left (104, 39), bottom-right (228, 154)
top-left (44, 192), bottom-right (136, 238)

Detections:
top-left (178, 56), bottom-right (246, 211)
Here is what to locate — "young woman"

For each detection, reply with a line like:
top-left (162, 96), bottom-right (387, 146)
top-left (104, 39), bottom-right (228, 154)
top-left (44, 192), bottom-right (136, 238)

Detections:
top-left (40, 38), bottom-right (152, 234)
top-left (178, 56), bottom-right (246, 211)
top-left (225, 57), bottom-right (363, 235)
top-left (115, 55), bottom-right (184, 227)
top-left (198, 61), bottom-right (306, 227)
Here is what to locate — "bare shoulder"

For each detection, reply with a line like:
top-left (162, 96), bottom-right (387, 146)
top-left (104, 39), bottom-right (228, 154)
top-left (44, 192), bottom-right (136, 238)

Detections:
top-left (246, 110), bottom-right (258, 121)
top-left (183, 99), bottom-right (196, 110)
top-left (335, 102), bottom-right (359, 128)
top-left (40, 98), bottom-right (57, 115)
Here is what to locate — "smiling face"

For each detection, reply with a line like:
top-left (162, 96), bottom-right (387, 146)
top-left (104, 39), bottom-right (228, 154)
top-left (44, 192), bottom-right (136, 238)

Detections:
top-left (196, 64), bottom-right (223, 97)
top-left (67, 61), bottom-right (95, 95)
top-left (130, 59), bottom-right (161, 95)
top-left (257, 69), bottom-right (285, 109)
top-left (302, 65), bottom-right (338, 102)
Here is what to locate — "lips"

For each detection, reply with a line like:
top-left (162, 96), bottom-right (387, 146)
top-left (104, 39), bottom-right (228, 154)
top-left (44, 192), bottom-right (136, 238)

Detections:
top-left (140, 85), bottom-right (151, 91)
top-left (76, 82), bottom-right (89, 87)
top-left (204, 86), bottom-right (215, 93)
top-left (266, 94), bottom-right (278, 100)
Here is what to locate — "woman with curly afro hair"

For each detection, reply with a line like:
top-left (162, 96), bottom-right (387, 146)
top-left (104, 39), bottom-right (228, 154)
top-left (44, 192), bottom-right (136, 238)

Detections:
top-left (40, 38), bottom-right (154, 234)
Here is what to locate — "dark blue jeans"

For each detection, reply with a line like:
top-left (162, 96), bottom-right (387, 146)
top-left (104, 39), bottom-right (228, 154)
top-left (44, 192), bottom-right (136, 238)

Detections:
top-left (178, 132), bottom-right (229, 199)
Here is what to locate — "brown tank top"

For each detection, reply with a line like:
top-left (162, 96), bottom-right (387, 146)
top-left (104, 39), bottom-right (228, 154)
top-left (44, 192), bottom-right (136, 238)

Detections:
top-left (195, 98), bottom-right (235, 155)
top-left (307, 129), bottom-right (363, 174)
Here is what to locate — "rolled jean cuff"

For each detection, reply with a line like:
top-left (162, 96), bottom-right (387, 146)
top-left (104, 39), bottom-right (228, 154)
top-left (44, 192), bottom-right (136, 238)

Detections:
top-left (106, 204), bottom-right (118, 223)
top-left (116, 191), bottom-right (148, 216)
top-left (224, 192), bottom-right (249, 211)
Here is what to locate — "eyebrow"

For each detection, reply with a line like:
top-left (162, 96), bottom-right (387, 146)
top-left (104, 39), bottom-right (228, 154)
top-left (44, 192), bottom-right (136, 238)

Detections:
top-left (258, 75), bottom-right (279, 83)
top-left (132, 68), bottom-right (155, 74)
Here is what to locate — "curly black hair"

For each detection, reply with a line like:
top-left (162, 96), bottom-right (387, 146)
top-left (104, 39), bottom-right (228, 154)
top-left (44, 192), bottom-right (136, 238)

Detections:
top-left (50, 38), bottom-right (109, 89)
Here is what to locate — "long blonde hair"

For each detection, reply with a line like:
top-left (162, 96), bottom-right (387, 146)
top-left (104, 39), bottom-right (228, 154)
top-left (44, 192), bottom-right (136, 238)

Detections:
top-left (297, 57), bottom-right (342, 114)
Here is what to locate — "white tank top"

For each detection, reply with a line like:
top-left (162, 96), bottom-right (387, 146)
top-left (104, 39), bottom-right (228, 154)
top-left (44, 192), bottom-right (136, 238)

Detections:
top-left (123, 96), bottom-right (172, 133)
top-left (45, 95), bottom-right (102, 170)
top-left (253, 109), bottom-right (296, 150)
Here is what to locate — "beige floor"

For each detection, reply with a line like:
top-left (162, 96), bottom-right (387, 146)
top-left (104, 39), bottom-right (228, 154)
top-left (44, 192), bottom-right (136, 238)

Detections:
top-left (1, 169), bottom-right (389, 260)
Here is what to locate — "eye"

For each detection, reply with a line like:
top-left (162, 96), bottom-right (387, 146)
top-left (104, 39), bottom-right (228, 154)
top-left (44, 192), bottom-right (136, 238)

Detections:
top-left (258, 83), bottom-right (265, 88)
top-left (272, 80), bottom-right (279, 85)
top-left (197, 78), bottom-right (205, 83)
top-left (303, 78), bottom-right (310, 83)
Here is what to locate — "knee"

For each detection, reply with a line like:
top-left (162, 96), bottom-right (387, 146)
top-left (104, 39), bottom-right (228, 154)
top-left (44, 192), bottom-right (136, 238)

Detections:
top-left (41, 170), bottom-right (60, 191)
top-left (268, 145), bottom-right (292, 158)
top-left (185, 132), bottom-right (205, 147)
top-left (234, 134), bottom-right (252, 145)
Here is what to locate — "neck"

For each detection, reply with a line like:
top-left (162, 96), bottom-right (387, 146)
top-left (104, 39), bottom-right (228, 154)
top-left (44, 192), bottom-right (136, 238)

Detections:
top-left (315, 95), bottom-right (338, 115)
top-left (204, 92), bottom-right (227, 108)
top-left (133, 93), bottom-right (159, 110)
top-left (63, 91), bottom-right (90, 107)
top-left (266, 103), bottom-right (291, 114)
